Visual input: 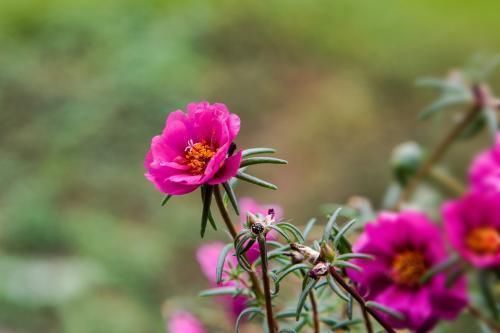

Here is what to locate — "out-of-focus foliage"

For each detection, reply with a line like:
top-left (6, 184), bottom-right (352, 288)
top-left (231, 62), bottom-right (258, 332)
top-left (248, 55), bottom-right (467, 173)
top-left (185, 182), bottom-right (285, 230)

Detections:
top-left (1, 0), bottom-right (500, 332)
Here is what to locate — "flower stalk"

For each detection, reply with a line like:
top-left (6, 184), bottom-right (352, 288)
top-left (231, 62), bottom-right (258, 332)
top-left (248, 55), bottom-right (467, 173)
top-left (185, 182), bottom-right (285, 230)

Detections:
top-left (308, 290), bottom-right (320, 333)
top-left (258, 235), bottom-right (277, 333)
top-left (329, 267), bottom-right (395, 333)
top-left (396, 84), bottom-right (486, 209)
top-left (213, 186), bottom-right (265, 302)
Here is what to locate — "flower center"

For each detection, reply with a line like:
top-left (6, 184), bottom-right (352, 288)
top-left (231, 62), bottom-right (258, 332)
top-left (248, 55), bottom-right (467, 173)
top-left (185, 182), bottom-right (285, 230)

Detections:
top-left (466, 227), bottom-right (500, 255)
top-left (184, 141), bottom-right (215, 175)
top-left (391, 250), bottom-right (427, 287)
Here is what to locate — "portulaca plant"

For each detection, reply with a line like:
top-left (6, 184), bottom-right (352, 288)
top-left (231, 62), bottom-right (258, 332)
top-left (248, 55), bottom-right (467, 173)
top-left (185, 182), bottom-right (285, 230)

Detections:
top-left (147, 61), bottom-right (500, 333)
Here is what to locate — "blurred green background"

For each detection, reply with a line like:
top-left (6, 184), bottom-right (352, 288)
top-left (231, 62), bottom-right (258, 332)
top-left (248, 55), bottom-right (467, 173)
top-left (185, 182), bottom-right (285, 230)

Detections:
top-left (1, 1), bottom-right (499, 332)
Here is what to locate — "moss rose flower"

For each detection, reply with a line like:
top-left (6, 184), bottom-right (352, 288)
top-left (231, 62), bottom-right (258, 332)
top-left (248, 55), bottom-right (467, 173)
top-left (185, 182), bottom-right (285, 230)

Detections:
top-left (348, 211), bottom-right (468, 332)
top-left (443, 191), bottom-right (500, 269)
top-left (145, 102), bottom-right (242, 195)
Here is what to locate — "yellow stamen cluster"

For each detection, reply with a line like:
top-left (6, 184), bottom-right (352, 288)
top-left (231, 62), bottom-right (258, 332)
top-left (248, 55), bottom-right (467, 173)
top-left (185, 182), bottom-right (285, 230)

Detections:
top-left (466, 227), bottom-right (500, 255)
top-left (392, 250), bottom-right (427, 287)
top-left (184, 141), bottom-right (215, 175)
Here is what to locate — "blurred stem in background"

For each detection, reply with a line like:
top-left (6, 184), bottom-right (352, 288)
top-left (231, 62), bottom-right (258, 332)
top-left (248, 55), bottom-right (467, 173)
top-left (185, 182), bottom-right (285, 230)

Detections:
top-left (396, 84), bottom-right (490, 209)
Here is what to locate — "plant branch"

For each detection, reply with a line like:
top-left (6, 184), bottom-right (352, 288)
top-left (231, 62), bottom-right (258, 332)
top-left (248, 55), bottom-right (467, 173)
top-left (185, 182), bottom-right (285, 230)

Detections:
top-left (309, 290), bottom-right (320, 333)
top-left (396, 84), bottom-right (485, 209)
top-left (213, 186), bottom-right (265, 301)
top-left (258, 235), bottom-right (277, 333)
top-left (329, 267), bottom-right (395, 333)
top-left (468, 305), bottom-right (500, 333)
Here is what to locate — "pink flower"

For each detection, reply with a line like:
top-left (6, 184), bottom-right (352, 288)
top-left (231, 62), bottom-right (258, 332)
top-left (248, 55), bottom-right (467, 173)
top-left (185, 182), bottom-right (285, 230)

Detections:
top-left (145, 102), bottom-right (242, 195)
top-left (239, 198), bottom-right (283, 263)
top-left (196, 242), bottom-right (247, 320)
top-left (348, 211), bottom-right (468, 332)
top-left (442, 191), bottom-right (500, 268)
top-left (167, 311), bottom-right (206, 333)
top-left (469, 134), bottom-right (500, 193)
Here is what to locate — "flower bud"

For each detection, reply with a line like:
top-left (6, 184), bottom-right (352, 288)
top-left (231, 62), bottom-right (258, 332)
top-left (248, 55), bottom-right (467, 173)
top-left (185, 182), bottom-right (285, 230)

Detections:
top-left (391, 141), bottom-right (424, 186)
top-left (319, 241), bottom-right (335, 263)
top-left (290, 243), bottom-right (320, 264)
top-left (309, 262), bottom-right (329, 279)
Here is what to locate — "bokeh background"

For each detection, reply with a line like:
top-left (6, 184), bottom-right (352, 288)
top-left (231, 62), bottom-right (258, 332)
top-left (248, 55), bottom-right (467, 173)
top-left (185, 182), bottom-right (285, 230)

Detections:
top-left (1, 1), bottom-right (499, 332)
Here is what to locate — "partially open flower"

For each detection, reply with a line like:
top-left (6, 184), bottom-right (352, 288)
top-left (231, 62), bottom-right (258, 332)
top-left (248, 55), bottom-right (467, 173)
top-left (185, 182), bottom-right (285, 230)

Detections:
top-left (347, 211), bottom-right (468, 332)
top-left (246, 209), bottom-right (276, 237)
top-left (167, 311), bottom-right (206, 333)
top-left (443, 191), bottom-right (500, 269)
top-left (196, 242), bottom-right (248, 320)
top-left (144, 102), bottom-right (242, 195)
top-left (238, 198), bottom-right (282, 263)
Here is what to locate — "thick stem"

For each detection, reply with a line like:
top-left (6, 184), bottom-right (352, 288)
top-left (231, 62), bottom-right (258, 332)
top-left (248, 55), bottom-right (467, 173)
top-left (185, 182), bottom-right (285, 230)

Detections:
top-left (396, 85), bottom-right (485, 209)
top-left (468, 305), bottom-right (500, 333)
top-left (329, 268), bottom-right (395, 333)
top-left (213, 186), bottom-right (265, 301)
top-left (258, 235), bottom-right (277, 333)
top-left (309, 290), bottom-right (320, 333)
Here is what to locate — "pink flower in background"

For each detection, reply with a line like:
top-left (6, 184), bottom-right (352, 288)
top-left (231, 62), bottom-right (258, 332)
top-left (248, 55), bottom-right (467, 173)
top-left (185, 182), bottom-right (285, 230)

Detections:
top-left (348, 211), bottom-right (467, 332)
top-left (196, 242), bottom-right (247, 320)
top-left (469, 134), bottom-right (500, 193)
top-left (145, 102), bottom-right (242, 195)
top-left (443, 191), bottom-right (500, 269)
top-left (239, 198), bottom-right (283, 263)
top-left (167, 311), bottom-right (206, 333)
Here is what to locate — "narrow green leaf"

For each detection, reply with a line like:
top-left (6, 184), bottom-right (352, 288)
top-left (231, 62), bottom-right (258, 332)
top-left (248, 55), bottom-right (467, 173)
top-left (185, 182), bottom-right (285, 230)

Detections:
top-left (419, 94), bottom-right (471, 120)
top-left (366, 301), bottom-right (405, 320)
top-left (333, 218), bottom-right (356, 247)
top-left (415, 77), bottom-right (464, 93)
top-left (275, 264), bottom-right (310, 285)
top-left (277, 222), bottom-right (305, 243)
top-left (240, 157), bottom-right (288, 168)
top-left (216, 243), bottom-right (234, 284)
top-left (483, 106), bottom-right (498, 142)
top-left (242, 147), bottom-right (276, 157)
top-left (199, 286), bottom-right (241, 297)
top-left (235, 307), bottom-right (263, 333)
top-left (420, 254), bottom-right (459, 284)
top-left (276, 310), bottom-right (301, 320)
top-left (334, 260), bottom-right (362, 272)
top-left (303, 218), bottom-right (317, 240)
top-left (269, 225), bottom-right (292, 242)
top-left (322, 207), bottom-right (342, 242)
top-left (478, 270), bottom-right (499, 320)
top-left (161, 195), bottom-right (172, 206)
top-left (222, 181), bottom-right (239, 215)
top-left (320, 317), bottom-right (338, 326)
top-left (296, 278), bottom-right (317, 320)
top-left (236, 171), bottom-right (278, 190)
top-left (327, 275), bottom-right (350, 302)
top-left (200, 186), bottom-right (214, 238)
top-left (336, 253), bottom-right (374, 261)
top-left (347, 294), bottom-right (353, 320)
top-left (331, 319), bottom-right (362, 330)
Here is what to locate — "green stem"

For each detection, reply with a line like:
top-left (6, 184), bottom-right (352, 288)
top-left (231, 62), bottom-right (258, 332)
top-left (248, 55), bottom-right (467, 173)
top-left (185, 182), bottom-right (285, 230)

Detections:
top-left (329, 268), bottom-right (395, 333)
top-left (258, 235), bottom-right (277, 332)
top-left (309, 290), bottom-right (320, 333)
top-left (213, 186), bottom-right (265, 301)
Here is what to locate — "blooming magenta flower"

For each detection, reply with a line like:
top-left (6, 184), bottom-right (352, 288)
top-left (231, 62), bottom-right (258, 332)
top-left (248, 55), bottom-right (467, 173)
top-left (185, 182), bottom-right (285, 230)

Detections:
top-left (196, 242), bottom-right (247, 320)
top-left (348, 211), bottom-right (468, 332)
top-left (443, 191), bottom-right (500, 268)
top-left (145, 102), bottom-right (242, 195)
top-left (167, 311), bottom-right (206, 333)
top-left (469, 134), bottom-right (500, 193)
top-left (239, 198), bottom-right (283, 263)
